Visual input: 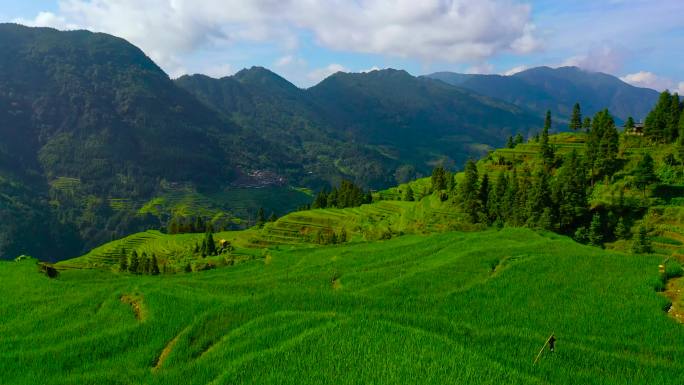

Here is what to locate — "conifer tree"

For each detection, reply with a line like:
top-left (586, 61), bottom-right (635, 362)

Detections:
top-left (268, 213), bottom-right (277, 222)
top-left (119, 252), bottom-right (128, 272)
top-left (634, 154), bottom-right (657, 196)
top-left (151, 254), bottom-right (160, 275)
top-left (625, 116), bottom-right (635, 132)
top-left (553, 150), bottom-right (587, 231)
top-left (128, 251), bottom-right (139, 274)
top-left (570, 103), bottom-right (582, 131)
top-left (431, 166), bottom-right (447, 191)
top-left (632, 226), bottom-right (652, 254)
top-left (645, 91), bottom-right (671, 142)
top-left (490, 172), bottom-right (508, 222)
top-left (506, 136), bottom-right (514, 149)
top-left (459, 160), bottom-right (480, 223)
top-left (204, 231), bottom-right (217, 256)
top-left (478, 173), bottom-right (490, 223)
top-left (256, 207), bottom-right (265, 227)
top-left (668, 93), bottom-right (681, 141)
top-left (195, 216), bottom-right (206, 233)
top-left (514, 133), bottom-right (524, 145)
top-left (403, 185), bottom-right (414, 201)
top-left (544, 110), bottom-right (552, 132)
top-left (527, 168), bottom-right (552, 226)
top-left (615, 217), bottom-right (630, 240)
top-left (583, 116), bottom-right (592, 130)
top-left (312, 190), bottom-right (329, 209)
top-left (588, 213), bottom-right (603, 247)
top-left (505, 170), bottom-right (519, 225)
top-left (140, 252), bottom-right (149, 274)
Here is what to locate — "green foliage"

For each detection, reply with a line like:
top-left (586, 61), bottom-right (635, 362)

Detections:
top-left (633, 154), bottom-right (657, 195)
top-left (459, 160), bottom-right (481, 222)
top-left (312, 180), bottom-right (371, 210)
top-left (632, 226), bottom-right (653, 254)
top-left (403, 185), bottom-right (414, 202)
top-left (431, 166), bottom-right (448, 191)
top-left (588, 213), bottom-right (603, 247)
top-left (570, 102), bottom-right (582, 131)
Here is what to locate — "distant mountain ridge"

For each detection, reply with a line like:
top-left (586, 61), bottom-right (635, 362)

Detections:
top-left (425, 66), bottom-right (660, 122)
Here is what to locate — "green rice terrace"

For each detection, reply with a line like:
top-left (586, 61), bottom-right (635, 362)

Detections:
top-left (7, 126), bottom-right (684, 384)
top-left (3, 228), bottom-right (684, 385)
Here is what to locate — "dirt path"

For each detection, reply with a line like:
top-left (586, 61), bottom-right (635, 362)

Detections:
top-left (663, 277), bottom-right (684, 322)
top-left (153, 334), bottom-right (181, 371)
top-left (120, 294), bottom-right (146, 321)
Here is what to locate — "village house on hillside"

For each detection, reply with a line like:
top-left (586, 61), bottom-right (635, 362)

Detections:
top-left (625, 122), bottom-right (644, 136)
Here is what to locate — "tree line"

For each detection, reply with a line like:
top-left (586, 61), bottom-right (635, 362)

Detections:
top-left (312, 180), bottom-right (372, 209)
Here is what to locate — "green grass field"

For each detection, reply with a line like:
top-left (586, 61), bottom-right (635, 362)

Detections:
top-left (2, 228), bottom-right (683, 384)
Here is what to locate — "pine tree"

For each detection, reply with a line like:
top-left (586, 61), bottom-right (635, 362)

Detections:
top-left (615, 217), bottom-right (630, 240)
top-left (256, 208), bottom-right (266, 227)
top-left (431, 166), bottom-right (447, 191)
top-left (570, 103), bottom-right (582, 131)
top-left (514, 133), bottom-right (524, 145)
top-left (119, 252), bottom-right (128, 272)
top-left (588, 213), bottom-right (603, 247)
top-left (583, 116), bottom-right (592, 130)
top-left (504, 170), bottom-right (518, 225)
top-left (553, 150), bottom-right (587, 231)
top-left (633, 154), bottom-right (657, 196)
top-left (544, 109), bottom-right (552, 132)
top-left (312, 190), bottom-right (328, 209)
top-left (140, 252), bottom-right (149, 274)
top-left (268, 213), bottom-right (277, 222)
top-left (128, 251), bottom-right (139, 274)
top-left (631, 226), bottom-right (652, 254)
top-left (338, 229), bottom-right (347, 243)
top-left (668, 93), bottom-right (681, 141)
top-left (204, 231), bottom-right (217, 256)
top-left (506, 136), bottom-right (514, 149)
top-left (478, 173), bottom-right (490, 223)
top-left (625, 116), bottom-right (635, 132)
top-left (194, 216), bottom-right (205, 233)
top-left (645, 91), bottom-right (671, 143)
top-left (151, 254), bottom-right (160, 275)
top-left (527, 168), bottom-right (552, 226)
top-left (490, 172), bottom-right (508, 222)
top-left (403, 185), bottom-right (414, 201)
top-left (459, 160), bottom-right (480, 223)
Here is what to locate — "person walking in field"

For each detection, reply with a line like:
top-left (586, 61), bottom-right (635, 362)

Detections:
top-left (548, 334), bottom-right (556, 352)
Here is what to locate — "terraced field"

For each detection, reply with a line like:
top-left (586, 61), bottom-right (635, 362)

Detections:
top-left (3, 228), bottom-right (683, 384)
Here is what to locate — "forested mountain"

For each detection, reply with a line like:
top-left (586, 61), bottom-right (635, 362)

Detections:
top-left (179, 68), bottom-right (541, 184)
top-left (0, 24), bottom-right (539, 261)
top-left (426, 66), bottom-right (659, 123)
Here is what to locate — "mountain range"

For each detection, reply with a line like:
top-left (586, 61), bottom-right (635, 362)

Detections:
top-left (425, 66), bottom-right (659, 122)
top-left (0, 23), bottom-right (663, 261)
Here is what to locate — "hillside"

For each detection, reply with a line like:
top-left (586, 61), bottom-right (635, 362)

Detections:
top-left (3, 228), bottom-right (682, 384)
top-left (0, 24), bottom-right (541, 261)
top-left (178, 67), bottom-right (542, 181)
top-left (426, 66), bottom-right (659, 122)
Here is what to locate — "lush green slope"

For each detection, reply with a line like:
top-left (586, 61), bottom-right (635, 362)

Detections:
top-left (2, 228), bottom-right (681, 384)
top-left (426, 66), bottom-right (659, 122)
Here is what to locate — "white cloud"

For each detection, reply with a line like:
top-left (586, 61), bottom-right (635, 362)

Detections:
top-left (202, 63), bottom-right (234, 79)
top-left (502, 65), bottom-right (528, 76)
top-left (16, 0), bottom-right (539, 76)
top-left (361, 66), bottom-right (382, 73)
top-left (620, 71), bottom-right (684, 93)
top-left (14, 11), bottom-right (79, 30)
top-left (560, 45), bottom-right (626, 74)
top-left (307, 63), bottom-right (348, 83)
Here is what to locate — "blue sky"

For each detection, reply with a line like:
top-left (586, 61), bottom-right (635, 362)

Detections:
top-left (1, 0), bottom-right (682, 90)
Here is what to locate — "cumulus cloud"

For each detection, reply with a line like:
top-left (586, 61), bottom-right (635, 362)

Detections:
top-left (560, 45), bottom-right (627, 74)
top-left (620, 71), bottom-right (684, 93)
top-left (17, 0), bottom-right (539, 76)
top-left (14, 11), bottom-right (78, 30)
top-left (307, 63), bottom-right (348, 83)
